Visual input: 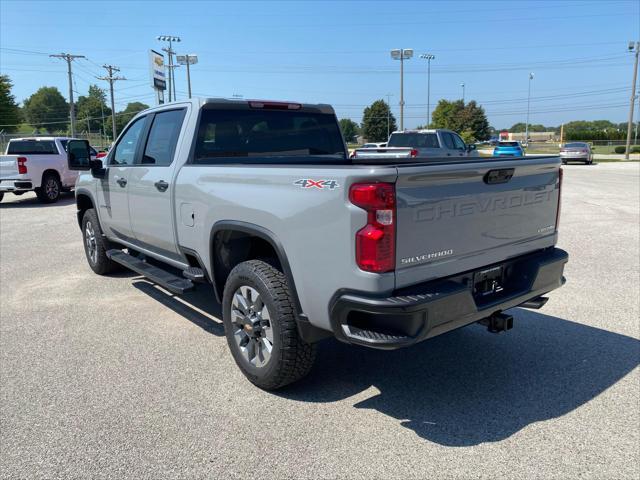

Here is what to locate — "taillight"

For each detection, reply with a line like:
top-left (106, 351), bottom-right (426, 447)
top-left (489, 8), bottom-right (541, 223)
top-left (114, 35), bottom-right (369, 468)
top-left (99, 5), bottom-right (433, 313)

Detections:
top-left (349, 182), bottom-right (396, 273)
top-left (349, 151), bottom-right (356, 159)
top-left (556, 168), bottom-right (563, 231)
top-left (410, 149), bottom-right (418, 158)
top-left (17, 157), bottom-right (27, 174)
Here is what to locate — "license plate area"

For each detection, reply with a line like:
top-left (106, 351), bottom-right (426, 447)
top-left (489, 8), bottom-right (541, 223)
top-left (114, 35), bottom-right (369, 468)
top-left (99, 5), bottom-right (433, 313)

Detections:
top-left (473, 266), bottom-right (504, 298)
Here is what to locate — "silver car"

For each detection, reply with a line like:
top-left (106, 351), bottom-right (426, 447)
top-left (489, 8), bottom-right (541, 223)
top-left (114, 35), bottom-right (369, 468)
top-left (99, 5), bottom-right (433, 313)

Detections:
top-left (560, 142), bottom-right (592, 165)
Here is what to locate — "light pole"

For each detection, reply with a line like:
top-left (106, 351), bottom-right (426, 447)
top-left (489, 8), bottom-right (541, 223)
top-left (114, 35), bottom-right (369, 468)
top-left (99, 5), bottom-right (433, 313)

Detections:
top-left (625, 41), bottom-right (639, 159)
top-left (385, 93), bottom-right (394, 139)
top-left (525, 72), bottom-right (534, 146)
top-left (461, 82), bottom-right (465, 103)
top-left (390, 48), bottom-right (413, 131)
top-left (157, 35), bottom-right (181, 102)
top-left (420, 54), bottom-right (435, 127)
top-left (177, 54), bottom-right (198, 99)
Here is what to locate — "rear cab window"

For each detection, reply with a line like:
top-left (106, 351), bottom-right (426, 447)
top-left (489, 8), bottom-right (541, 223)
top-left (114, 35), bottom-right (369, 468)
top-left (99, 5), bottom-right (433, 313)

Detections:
top-left (7, 140), bottom-right (59, 155)
top-left (141, 109), bottom-right (186, 166)
top-left (387, 133), bottom-right (439, 148)
top-left (193, 105), bottom-right (347, 164)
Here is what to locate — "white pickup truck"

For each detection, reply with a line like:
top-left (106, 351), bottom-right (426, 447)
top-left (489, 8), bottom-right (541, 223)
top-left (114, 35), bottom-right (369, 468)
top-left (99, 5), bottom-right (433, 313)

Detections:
top-left (0, 137), bottom-right (96, 203)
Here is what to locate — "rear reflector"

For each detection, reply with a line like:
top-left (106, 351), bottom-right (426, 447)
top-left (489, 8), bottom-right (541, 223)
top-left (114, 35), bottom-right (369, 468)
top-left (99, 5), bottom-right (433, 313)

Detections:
top-left (17, 157), bottom-right (27, 174)
top-left (349, 183), bottom-right (396, 273)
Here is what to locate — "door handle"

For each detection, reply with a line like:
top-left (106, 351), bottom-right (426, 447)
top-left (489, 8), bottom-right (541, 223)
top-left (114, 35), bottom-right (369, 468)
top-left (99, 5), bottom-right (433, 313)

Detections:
top-left (116, 177), bottom-right (127, 187)
top-left (154, 180), bottom-right (169, 192)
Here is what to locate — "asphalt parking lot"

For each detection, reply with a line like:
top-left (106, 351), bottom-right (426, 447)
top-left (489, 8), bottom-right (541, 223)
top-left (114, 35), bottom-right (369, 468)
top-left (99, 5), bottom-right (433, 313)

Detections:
top-left (1, 162), bottom-right (638, 479)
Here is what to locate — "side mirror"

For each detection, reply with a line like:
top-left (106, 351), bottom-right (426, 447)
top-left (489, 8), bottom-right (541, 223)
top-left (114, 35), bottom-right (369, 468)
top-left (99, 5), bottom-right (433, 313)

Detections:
top-left (67, 139), bottom-right (92, 170)
top-left (467, 144), bottom-right (477, 151)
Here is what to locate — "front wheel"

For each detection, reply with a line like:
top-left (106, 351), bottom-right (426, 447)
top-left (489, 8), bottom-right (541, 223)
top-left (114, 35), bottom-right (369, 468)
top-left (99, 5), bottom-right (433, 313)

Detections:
top-left (222, 260), bottom-right (316, 390)
top-left (81, 208), bottom-right (120, 275)
top-left (35, 173), bottom-right (61, 203)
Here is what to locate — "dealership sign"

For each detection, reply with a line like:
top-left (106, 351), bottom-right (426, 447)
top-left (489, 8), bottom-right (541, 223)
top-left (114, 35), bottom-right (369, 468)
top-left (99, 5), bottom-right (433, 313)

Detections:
top-left (149, 49), bottom-right (166, 90)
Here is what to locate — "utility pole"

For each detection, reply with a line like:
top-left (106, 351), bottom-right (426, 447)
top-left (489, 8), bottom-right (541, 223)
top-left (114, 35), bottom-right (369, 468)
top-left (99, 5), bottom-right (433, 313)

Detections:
top-left (625, 41), bottom-right (639, 160)
top-left (390, 49), bottom-right (413, 131)
top-left (525, 72), bottom-right (534, 147)
top-left (419, 54), bottom-right (435, 127)
top-left (157, 35), bottom-right (181, 102)
top-left (461, 82), bottom-right (465, 103)
top-left (386, 93), bottom-right (394, 139)
top-left (49, 53), bottom-right (85, 137)
top-left (98, 65), bottom-right (126, 141)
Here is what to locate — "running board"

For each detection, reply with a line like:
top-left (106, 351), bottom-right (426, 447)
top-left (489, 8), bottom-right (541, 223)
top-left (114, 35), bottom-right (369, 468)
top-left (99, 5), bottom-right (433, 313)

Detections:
top-left (106, 249), bottom-right (195, 295)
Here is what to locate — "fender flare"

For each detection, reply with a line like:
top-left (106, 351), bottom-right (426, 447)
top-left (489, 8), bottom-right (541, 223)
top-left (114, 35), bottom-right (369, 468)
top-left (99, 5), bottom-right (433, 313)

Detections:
top-left (210, 220), bottom-right (331, 343)
top-left (75, 188), bottom-right (97, 228)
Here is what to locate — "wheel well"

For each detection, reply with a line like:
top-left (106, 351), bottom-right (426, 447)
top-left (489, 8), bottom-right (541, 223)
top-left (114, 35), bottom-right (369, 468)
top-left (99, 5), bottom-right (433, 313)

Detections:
top-left (76, 194), bottom-right (94, 227)
top-left (211, 229), bottom-right (282, 300)
top-left (41, 169), bottom-right (60, 187)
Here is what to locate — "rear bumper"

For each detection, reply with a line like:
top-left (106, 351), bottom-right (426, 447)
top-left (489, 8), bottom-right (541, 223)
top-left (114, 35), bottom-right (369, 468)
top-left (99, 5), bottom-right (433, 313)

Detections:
top-left (329, 247), bottom-right (568, 349)
top-left (0, 179), bottom-right (33, 192)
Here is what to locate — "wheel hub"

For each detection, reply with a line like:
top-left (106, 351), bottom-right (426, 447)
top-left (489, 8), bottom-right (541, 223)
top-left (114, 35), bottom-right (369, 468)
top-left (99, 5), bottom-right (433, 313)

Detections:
top-left (231, 286), bottom-right (274, 368)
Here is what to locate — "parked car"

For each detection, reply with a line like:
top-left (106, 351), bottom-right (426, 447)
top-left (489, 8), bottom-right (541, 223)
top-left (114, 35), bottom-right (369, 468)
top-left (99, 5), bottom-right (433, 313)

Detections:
top-left (0, 137), bottom-right (97, 203)
top-left (362, 142), bottom-right (387, 148)
top-left (560, 142), bottom-right (592, 165)
top-left (66, 98), bottom-right (567, 390)
top-left (352, 129), bottom-right (478, 160)
top-left (493, 141), bottom-right (525, 157)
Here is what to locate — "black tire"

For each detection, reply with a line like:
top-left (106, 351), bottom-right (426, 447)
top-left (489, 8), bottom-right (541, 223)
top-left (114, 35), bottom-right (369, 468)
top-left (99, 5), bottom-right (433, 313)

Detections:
top-left (0, 192), bottom-right (3, 202)
top-left (13, 191), bottom-right (24, 196)
top-left (81, 208), bottom-right (119, 275)
top-left (35, 173), bottom-right (61, 203)
top-left (222, 259), bottom-right (316, 390)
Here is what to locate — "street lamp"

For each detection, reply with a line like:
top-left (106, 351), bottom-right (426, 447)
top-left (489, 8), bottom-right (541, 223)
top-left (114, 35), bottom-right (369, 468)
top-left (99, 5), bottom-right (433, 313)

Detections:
top-left (525, 72), bottom-right (534, 146)
top-left (419, 54), bottom-right (435, 127)
top-left (390, 48), bottom-right (413, 131)
top-left (625, 41), bottom-right (639, 160)
top-left (461, 82), bottom-right (465, 103)
top-left (176, 54), bottom-right (198, 99)
top-left (157, 35), bottom-right (181, 102)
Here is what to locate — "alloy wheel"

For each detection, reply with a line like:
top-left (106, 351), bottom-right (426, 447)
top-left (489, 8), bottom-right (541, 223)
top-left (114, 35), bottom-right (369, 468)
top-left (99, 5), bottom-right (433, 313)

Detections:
top-left (230, 285), bottom-right (274, 368)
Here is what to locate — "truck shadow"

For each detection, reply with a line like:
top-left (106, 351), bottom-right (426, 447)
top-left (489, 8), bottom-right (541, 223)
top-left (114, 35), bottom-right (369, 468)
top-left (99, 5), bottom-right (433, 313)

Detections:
top-left (132, 280), bottom-right (225, 336)
top-left (0, 192), bottom-right (75, 208)
top-left (279, 308), bottom-right (639, 447)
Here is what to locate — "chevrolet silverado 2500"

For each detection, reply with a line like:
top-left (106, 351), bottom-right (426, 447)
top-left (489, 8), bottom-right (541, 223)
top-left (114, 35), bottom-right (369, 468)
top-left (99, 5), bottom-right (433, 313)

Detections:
top-left (66, 98), bottom-right (568, 389)
top-left (0, 137), bottom-right (96, 203)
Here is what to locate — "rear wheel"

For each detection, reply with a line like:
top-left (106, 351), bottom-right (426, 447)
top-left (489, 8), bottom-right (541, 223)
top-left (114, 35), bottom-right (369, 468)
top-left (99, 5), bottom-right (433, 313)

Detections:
top-left (35, 173), bottom-right (61, 203)
top-left (222, 260), bottom-right (316, 390)
top-left (81, 208), bottom-right (119, 275)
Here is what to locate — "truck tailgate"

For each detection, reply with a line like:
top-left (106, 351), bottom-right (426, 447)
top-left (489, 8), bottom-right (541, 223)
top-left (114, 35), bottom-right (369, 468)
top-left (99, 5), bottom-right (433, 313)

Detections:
top-left (394, 156), bottom-right (560, 288)
top-left (0, 156), bottom-right (20, 178)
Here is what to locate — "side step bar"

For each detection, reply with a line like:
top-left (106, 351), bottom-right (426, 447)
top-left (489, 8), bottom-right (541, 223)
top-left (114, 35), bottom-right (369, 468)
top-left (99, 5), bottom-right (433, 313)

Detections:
top-left (106, 249), bottom-right (195, 295)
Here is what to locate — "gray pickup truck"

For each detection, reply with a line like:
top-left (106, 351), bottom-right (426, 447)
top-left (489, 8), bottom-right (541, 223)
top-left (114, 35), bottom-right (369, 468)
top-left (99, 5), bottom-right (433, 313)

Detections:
top-left (66, 98), bottom-right (568, 390)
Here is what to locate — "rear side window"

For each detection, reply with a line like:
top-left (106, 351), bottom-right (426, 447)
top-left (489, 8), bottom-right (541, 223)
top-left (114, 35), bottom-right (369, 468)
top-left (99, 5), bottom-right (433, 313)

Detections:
top-left (7, 140), bottom-right (58, 155)
top-left (141, 109), bottom-right (186, 166)
top-left (193, 108), bottom-right (346, 164)
top-left (387, 133), bottom-right (439, 148)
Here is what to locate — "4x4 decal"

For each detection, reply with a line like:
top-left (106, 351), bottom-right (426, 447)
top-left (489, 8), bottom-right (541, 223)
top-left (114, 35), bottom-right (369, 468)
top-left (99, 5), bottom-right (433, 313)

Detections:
top-left (294, 179), bottom-right (340, 190)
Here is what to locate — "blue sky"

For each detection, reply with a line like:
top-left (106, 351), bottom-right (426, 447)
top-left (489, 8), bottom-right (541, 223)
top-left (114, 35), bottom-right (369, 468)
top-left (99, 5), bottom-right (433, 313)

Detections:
top-left (1, 0), bottom-right (639, 129)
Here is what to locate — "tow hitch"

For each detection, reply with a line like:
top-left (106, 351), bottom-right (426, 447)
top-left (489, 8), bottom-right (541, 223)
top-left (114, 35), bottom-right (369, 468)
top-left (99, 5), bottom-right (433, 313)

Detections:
top-left (479, 312), bottom-right (513, 333)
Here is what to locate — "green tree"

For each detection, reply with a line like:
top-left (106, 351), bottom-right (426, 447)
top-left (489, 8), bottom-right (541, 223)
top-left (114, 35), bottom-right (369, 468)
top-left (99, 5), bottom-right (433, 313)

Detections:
top-left (509, 122), bottom-right (549, 132)
top-left (362, 99), bottom-right (396, 142)
top-left (22, 86), bottom-right (69, 133)
top-left (339, 118), bottom-right (360, 142)
top-left (76, 85), bottom-right (111, 133)
top-left (0, 75), bottom-right (21, 133)
top-left (431, 99), bottom-right (490, 142)
top-left (105, 102), bottom-right (150, 139)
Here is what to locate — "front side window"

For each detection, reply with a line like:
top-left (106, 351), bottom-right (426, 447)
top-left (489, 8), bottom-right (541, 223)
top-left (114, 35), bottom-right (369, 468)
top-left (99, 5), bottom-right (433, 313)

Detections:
top-left (111, 117), bottom-right (146, 165)
top-left (441, 132), bottom-right (456, 149)
top-left (142, 109), bottom-right (186, 166)
top-left (451, 134), bottom-right (466, 150)
top-left (193, 108), bottom-right (346, 164)
top-left (7, 140), bottom-right (58, 155)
